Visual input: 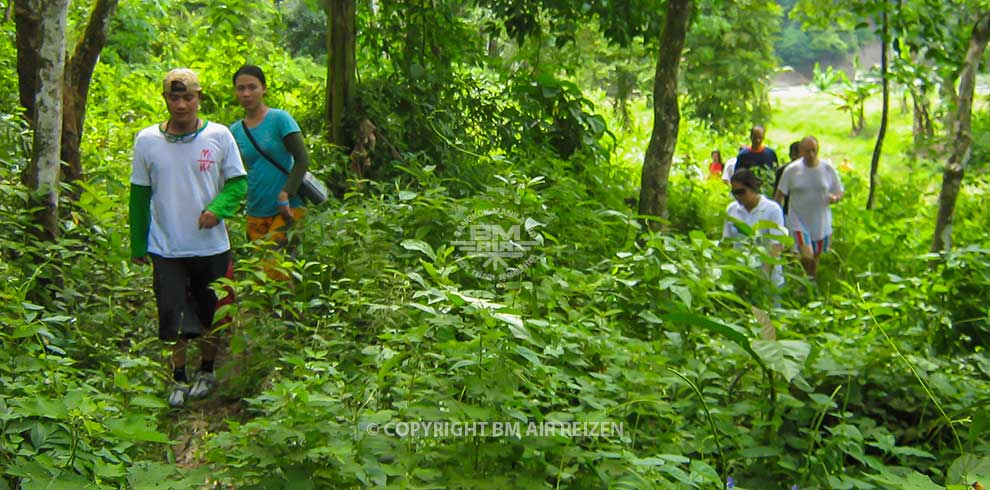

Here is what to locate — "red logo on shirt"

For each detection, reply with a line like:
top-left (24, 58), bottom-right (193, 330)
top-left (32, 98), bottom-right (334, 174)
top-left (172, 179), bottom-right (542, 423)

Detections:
top-left (198, 149), bottom-right (216, 172)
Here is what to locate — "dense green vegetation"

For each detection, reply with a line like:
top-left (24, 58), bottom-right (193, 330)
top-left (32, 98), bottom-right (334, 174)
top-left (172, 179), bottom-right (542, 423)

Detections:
top-left (2, 1), bottom-right (990, 489)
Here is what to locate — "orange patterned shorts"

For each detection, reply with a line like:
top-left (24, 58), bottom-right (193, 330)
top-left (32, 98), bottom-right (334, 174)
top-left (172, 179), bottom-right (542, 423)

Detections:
top-left (246, 208), bottom-right (308, 244)
top-left (246, 208), bottom-right (307, 281)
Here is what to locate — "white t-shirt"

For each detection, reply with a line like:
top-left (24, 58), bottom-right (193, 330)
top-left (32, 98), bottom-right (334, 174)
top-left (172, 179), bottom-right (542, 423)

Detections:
top-left (777, 158), bottom-right (844, 241)
top-left (723, 195), bottom-right (786, 287)
top-left (721, 157), bottom-right (737, 184)
top-left (131, 121), bottom-right (247, 258)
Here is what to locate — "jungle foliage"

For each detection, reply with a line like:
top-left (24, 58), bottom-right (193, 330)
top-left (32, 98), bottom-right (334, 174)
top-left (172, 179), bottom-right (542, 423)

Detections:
top-left (1, 1), bottom-right (989, 489)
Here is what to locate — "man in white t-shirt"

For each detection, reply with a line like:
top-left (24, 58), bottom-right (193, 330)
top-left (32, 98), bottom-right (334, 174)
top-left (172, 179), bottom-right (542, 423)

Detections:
top-left (129, 68), bottom-right (247, 407)
top-left (723, 169), bottom-right (787, 288)
top-left (774, 136), bottom-right (844, 279)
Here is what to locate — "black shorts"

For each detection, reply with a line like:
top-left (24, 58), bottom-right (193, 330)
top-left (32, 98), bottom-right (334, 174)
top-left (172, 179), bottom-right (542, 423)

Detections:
top-left (150, 251), bottom-right (233, 341)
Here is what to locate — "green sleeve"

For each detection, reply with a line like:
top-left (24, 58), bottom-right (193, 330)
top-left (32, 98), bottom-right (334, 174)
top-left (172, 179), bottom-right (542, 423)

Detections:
top-left (282, 132), bottom-right (310, 197)
top-left (129, 184), bottom-right (152, 259)
top-left (206, 175), bottom-right (247, 219)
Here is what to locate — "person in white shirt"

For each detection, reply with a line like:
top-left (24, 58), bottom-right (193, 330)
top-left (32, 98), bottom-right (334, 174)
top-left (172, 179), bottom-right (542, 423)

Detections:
top-left (723, 169), bottom-right (787, 288)
top-left (721, 145), bottom-right (745, 185)
top-left (129, 68), bottom-right (247, 407)
top-left (721, 156), bottom-right (737, 184)
top-left (774, 136), bottom-right (844, 279)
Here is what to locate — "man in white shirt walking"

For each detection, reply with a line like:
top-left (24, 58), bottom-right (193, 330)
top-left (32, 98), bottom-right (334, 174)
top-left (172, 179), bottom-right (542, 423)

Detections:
top-left (774, 136), bottom-right (844, 280)
top-left (129, 68), bottom-right (247, 407)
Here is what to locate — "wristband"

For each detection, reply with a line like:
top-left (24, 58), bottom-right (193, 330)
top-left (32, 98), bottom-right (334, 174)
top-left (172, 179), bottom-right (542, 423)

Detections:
top-left (277, 200), bottom-right (290, 207)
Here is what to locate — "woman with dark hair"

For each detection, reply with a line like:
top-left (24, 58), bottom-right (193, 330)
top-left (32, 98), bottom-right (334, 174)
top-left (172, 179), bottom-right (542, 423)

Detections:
top-left (723, 169), bottom-right (787, 289)
top-left (229, 64), bottom-right (312, 251)
top-left (708, 149), bottom-right (724, 178)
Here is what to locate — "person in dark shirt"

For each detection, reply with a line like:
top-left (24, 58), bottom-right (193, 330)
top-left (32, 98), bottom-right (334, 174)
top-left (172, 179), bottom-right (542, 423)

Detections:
top-left (735, 126), bottom-right (778, 195)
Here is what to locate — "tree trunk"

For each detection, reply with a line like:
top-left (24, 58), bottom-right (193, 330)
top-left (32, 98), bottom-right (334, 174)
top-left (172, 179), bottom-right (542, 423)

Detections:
top-left (638, 0), bottom-right (693, 231)
top-left (910, 85), bottom-right (933, 147)
top-left (325, 0), bottom-right (356, 146)
top-left (866, 4), bottom-right (889, 211)
top-left (13, 0), bottom-right (42, 124)
top-left (931, 12), bottom-right (990, 253)
top-left (21, 0), bottom-right (69, 241)
top-left (61, 0), bottom-right (118, 185)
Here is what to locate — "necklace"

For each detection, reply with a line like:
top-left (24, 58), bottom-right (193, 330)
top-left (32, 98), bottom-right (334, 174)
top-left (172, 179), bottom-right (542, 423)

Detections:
top-left (160, 119), bottom-right (205, 143)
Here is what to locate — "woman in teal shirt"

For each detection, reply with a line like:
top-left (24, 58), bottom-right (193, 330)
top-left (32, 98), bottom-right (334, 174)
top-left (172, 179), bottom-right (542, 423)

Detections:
top-left (230, 64), bottom-right (312, 246)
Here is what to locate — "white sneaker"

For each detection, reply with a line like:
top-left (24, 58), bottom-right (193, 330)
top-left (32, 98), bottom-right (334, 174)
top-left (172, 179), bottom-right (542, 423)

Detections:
top-left (189, 371), bottom-right (217, 399)
top-left (168, 383), bottom-right (190, 408)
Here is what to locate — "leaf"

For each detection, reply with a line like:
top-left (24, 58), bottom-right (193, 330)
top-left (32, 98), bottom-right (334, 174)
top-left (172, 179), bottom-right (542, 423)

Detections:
top-left (630, 457), bottom-right (667, 468)
top-left (128, 462), bottom-right (178, 489)
top-left (450, 359), bottom-right (478, 370)
top-left (870, 469), bottom-right (943, 490)
top-left (398, 190), bottom-right (418, 201)
top-left (130, 395), bottom-right (168, 409)
top-left (400, 239), bottom-right (436, 260)
top-left (499, 314), bottom-right (535, 345)
top-left (657, 462), bottom-right (693, 486)
top-left (662, 313), bottom-right (766, 373)
top-left (638, 310), bottom-right (663, 324)
top-left (515, 346), bottom-right (542, 367)
top-left (13, 397), bottom-right (68, 419)
top-left (689, 460), bottom-right (721, 485)
top-left (30, 422), bottom-right (50, 449)
top-left (44, 344), bottom-right (66, 356)
top-left (751, 340), bottom-right (810, 382)
top-left (669, 285), bottom-right (692, 308)
top-left (94, 460), bottom-right (127, 479)
top-left (891, 446), bottom-right (936, 460)
top-left (656, 454), bottom-right (691, 464)
top-left (408, 302), bottom-right (437, 315)
top-left (230, 334), bottom-right (247, 355)
top-left (19, 472), bottom-right (96, 490)
top-left (947, 454), bottom-right (990, 485)
top-left (493, 312), bottom-right (523, 329)
top-left (41, 315), bottom-right (73, 324)
top-left (523, 217), bottom-right (545, 232)
top-left (107, 414), bottom-right (170, 443)
top-left (12, 323), bottom-right (42, 339)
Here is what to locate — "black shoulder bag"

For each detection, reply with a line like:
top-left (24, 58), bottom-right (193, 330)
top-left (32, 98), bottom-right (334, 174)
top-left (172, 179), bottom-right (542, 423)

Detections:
top-left (241, 122), bottom-right (328, 205)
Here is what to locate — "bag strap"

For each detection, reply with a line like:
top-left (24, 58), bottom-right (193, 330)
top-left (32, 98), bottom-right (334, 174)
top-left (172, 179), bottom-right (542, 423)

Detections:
top-left (241, 121), bottom-right (290, 176)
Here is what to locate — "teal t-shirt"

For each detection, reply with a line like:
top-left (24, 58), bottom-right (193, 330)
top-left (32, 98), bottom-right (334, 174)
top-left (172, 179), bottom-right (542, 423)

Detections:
top-left (230, 109), bottom-right (304, 217)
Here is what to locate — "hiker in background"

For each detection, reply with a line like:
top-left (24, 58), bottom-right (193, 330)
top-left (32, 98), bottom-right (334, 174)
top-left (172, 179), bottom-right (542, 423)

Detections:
top-left (772, 141), bottom-right (802, 217)
top-left (735, 126), bottom-right (779, 194)
top-left (721, 145), bottom-right (744, 185)
top-left (230, 64), bottom-right (312, 250)
top-left (723, 169), bottom-right (786, 290)
top-left (775, 135), bottom-right (844, 281)
top-left (708, 149), bottom-right (724, 179)
top-left (129, 68), bottom-right (246, 407)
